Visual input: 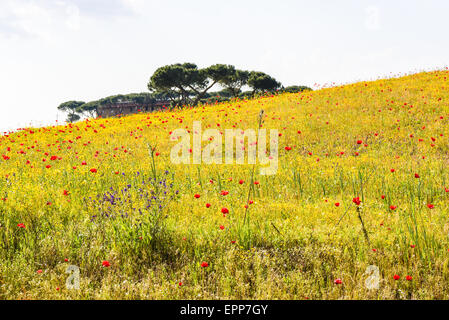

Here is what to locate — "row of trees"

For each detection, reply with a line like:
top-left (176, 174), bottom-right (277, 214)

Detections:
top-left (58, 63), bottom-right (311, 122)
top-left (57, 93), bottom-right (159, 122)
top-left (147, 63), bottom-right (284, 106)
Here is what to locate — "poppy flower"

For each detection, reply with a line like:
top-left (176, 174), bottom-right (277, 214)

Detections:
top-left (357, 140), bottom-right (362, 144)
top-left (352, 197), bottom-right (361, 206)
top-left (414, 173), bottom-right (420, 178)
top-left (220, 190), bottom-right (229, 196)
top-left (201, 261), bottom-right (209, 268)
top-left (194, 194), bottom-right (201, 199)
top-left (102, 260), bottom-right (111, 267)
top-left (17, 223), bottom-right (26, 228)
top-left (393, 274), bottom-right (400, 280)
top-left (63, 190), bottom-right (69, 196)
top-left (390, 205), bottom-right (397, 211)
top-left (406, 275), bottom-right (412, 281)
top-left (219, 225), bottom-right (224, 230)
top-left (239, 180), bottom-right (245, 184)
top-left (205, 203), bottom-right (211, 208)
top-left (427, 204), bottom-right (434, 209)
top-left (335, 202), bottom-right (340, 207)
top-left (90, 168), bottom-right (97, 173)
top-left (334, 279), bottom-right (342, 285)
top-left (221, 208), bottom-right (229, 214)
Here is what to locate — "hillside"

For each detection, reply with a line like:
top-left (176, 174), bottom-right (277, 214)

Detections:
top-left (1, 69), bottom-right (449, 299)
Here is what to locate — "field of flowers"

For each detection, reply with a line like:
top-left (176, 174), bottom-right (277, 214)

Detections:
top-left (1, 69), bottom-right (449, 299)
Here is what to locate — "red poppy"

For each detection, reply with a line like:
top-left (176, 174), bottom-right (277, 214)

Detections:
top-left (335, 202), bottom-right (340, 207)
top-left (239, 180), bottom-right (245, 184)
top-left (393, 274), bottom-right (400, 280)
top-left (221, 208), bottom-right (229, 214)
top-left (427, 204), bottom-right (435, 209)
top-left (352, 197), bottom-right (361, 206)
top-left (17, 223), bottom-right (26, 228)
top-left (194, 194), bottom-right (201, 199)
top-left (90, 168), bottom-right (97, 173)
top-left (205, 203), bottom-right (211, 208)
top-left (390, 205), bottom-right (397, 211)
top-left (102, 260), bottom-right (111, 267)
top-left (201, 261), bottom-right (209, 268)
top-left (334, 279), bottom-right (342, 285)
top-left (406, 275), bottom-right (412, 281)
top-left (414, 173), bottom-right (420, 178)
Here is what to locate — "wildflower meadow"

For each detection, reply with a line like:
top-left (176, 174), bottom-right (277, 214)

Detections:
top-left (1, 69), bottom-right (449, 299)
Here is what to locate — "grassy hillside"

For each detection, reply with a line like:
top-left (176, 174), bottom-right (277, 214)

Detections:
top-left (1, 69), bottom-right (449, 299)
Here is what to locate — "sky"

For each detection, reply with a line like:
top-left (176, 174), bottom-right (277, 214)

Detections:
top-left (1, 0), bottom-right (449, 132)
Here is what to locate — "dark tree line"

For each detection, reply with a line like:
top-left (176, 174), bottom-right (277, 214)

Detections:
top-left (58, 62), bottom-right (311, 122)
top-left (147, 63), bottom-right (286, 106)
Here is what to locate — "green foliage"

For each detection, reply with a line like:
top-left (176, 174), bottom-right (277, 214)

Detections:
top-left (58, 101), bottom-right (85, 123)
top-left (219, 69), bottom-right (250, 97)
top-left (67, 113), bottom-right (81, 123)
top-left (148, 63), bottom-right (207, 105)
top-left (58, 63), bottom-right (311, 118)
top-left (282, 85), bottom-right (312, 93)
top-left (248, 71), bottom-right (281, 93)
top-left (57, 101), bottom-right (85, 113)
top-left (148, 63), bottom-right (279, 106)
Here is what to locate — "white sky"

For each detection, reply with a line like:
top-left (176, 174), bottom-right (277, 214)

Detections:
top-left (1, 0), bottom-right (448, 132)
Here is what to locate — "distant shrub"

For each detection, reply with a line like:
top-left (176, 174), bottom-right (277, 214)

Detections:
top-left (282, 85), bottom-right (312, 93)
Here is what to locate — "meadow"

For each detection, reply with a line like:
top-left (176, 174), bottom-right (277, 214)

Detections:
top-left (1, 69), bottom-right (449, 299)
